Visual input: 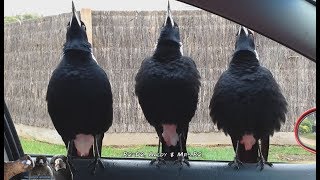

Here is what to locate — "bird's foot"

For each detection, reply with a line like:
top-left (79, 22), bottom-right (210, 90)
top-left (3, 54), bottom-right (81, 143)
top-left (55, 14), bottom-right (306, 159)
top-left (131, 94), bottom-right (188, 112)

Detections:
top-left (228, 157), bottom-right (243, 170)
top-left (88, 157), bottom-right (105, 175)
top-left (150, 157), bottom-right (166, 167)
top-left (174, 156), bottom-right (190, 167)
top-left (256, 158), bottom-right (273, 171)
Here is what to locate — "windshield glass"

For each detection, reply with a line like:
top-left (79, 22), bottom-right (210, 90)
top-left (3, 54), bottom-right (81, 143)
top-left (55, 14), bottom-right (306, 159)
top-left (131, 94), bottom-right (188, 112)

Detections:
top-left (4, 3), bottom-right (316, 164)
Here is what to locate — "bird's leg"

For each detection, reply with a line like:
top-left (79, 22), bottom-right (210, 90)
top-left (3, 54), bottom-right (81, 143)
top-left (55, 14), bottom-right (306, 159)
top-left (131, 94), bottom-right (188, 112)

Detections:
top-left (256, 139), bottom-right (273, 171)
top-left (67, 140), bottom-right (77, 172)
top-left (150, 138), bottom-right (166, 167)
top-left (88, 134), bottom-right (105, 175)
top-left (228, 140), bottom-right (243, 170)
top-left (174, 133), bottom-right (190, 167)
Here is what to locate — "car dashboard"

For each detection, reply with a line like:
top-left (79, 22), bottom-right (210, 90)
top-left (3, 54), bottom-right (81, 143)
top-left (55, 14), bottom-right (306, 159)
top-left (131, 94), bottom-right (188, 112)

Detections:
top-left (20, 157), bottom-right (316, 180)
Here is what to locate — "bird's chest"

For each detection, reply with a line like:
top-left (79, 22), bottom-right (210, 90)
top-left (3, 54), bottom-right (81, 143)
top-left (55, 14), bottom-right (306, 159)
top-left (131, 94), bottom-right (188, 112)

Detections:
top-left (146, 61), bottom-right (190, 80)
top-left (54, 64), bottom-right (96, 81)
top-left (226, 73), bottom-right (269, 99)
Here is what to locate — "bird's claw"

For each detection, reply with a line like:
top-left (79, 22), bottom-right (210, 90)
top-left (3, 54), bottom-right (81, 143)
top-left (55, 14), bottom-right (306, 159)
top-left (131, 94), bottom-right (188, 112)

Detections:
top-left (67, 156), bottom-right (77, 172)
top-left (174, 156), bottom-right (190, 167)
top-left (150, 157), bottom-right (166, 167)
top-left (228, 157), bottom-right (243, 170)
top-left (88, 158), bottom-right (105, 175)
top-left (256, 158), bottom-right (273, 171)
top-left (265, 162), bottom-right (273, 167)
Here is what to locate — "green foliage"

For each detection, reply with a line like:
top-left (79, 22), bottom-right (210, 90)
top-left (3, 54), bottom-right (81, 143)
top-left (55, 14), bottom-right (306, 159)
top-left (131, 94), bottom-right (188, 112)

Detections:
top-left (299, 125), bottom-right (311, 133)
top-left (4, 13), bottom-right (42, 24)
top-left (300, 118), bottom-right (313, 132)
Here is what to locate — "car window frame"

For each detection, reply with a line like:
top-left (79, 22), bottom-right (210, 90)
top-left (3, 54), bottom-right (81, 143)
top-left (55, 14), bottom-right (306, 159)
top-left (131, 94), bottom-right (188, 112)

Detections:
top-left (177, 0), bottom-right (316, 62)
top-left (3, 1), bottom-right (316, 179)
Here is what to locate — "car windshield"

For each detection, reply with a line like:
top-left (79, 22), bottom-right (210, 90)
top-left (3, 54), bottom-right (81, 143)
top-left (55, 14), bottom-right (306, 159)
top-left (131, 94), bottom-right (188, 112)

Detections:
top-left (306, 0), bottom-right (316, 5)
top-left (4, 1), bottom-right (316, 165)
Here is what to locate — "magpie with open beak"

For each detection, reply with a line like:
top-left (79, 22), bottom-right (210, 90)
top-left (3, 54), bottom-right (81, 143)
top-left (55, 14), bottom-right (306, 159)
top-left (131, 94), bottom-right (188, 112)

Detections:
top-left (46, 1), bottom-right (113, 175)
top-left (209, 26), bottom-right (287, 171)
top-left (135, 0), bottom-right (200, 167)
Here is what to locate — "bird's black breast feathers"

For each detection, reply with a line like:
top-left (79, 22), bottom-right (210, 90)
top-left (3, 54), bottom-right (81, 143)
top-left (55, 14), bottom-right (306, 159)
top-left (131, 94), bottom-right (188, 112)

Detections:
top-left (135, 56), bottom-right (200, 127)
top-left (46, 52), bottom-right (113, 141)
top-left (209, 58), bottom-right (287, 139)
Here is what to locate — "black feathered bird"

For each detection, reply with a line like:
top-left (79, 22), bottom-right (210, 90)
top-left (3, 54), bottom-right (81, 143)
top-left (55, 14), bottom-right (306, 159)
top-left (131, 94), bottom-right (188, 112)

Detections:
top-left (50, 155), bottom-right (73, 180)
top-left (46, 1), bottom-right (113, 174)
top-left (209, 26), bottom-right (287, 170)
top-left (135, 1), bottom-right (200, 166)
top-left (29, 156), bottom-right (53, 179)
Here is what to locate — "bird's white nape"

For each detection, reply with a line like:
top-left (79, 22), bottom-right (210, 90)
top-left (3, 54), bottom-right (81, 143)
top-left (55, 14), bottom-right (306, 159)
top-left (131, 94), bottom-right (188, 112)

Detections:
top-left (179, 42), bottom-right (184, 55)
top-left (91, 53), bottom-right (98, 64)
top-left (254, 50), bottom-right (260, 60)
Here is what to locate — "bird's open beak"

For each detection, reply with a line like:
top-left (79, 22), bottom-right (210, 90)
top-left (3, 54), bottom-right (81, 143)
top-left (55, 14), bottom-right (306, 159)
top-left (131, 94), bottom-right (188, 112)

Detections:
top-left (70, 1), bottom-right (81, 27)
top-left (238, 26), bottom-right (249, 36)
top-left (238, 26), bottom-right (255, 37)
top-left (236, 25), bottom-right (259, 59)
top-left (163, 0), bottom-right (174, 27)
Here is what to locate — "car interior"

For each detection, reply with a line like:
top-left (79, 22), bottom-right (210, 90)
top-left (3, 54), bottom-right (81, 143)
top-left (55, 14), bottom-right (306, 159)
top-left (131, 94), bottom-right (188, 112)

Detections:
top-left (4, 0), bottom-right (316, 180)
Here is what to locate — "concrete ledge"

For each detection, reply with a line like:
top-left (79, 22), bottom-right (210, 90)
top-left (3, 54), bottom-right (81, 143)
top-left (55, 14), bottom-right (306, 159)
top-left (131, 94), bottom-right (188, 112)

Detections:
top-left (15, 124), bottom-right (298, 146)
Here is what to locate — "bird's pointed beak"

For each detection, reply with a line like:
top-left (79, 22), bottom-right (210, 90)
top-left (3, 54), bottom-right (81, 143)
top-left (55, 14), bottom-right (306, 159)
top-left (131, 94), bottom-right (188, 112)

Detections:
top-left (164, 0), bottom-right (174, 27)
top-left (238, 26), bottom-right (249, 36)
top-left (70, 1), bottom-right (81, 27)
top-left (235, 25), bottom-right (259, 59)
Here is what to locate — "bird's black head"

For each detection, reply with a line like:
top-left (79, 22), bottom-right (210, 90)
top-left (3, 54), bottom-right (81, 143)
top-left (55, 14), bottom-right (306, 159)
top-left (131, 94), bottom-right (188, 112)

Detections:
top-left (63, 1), bottom-right (91, 53)
top-left (234, 26), bottom-right (259, 59)
top-left (35, 156), bottom-right (48, 166)
top-left (157, 1), bottom-right (181, 46)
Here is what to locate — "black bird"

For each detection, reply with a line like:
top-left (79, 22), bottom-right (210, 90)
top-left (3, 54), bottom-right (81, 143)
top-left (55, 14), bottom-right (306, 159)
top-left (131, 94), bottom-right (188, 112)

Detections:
top-left (46, 1), bottom-right (113, 174)
top-left (50, 155), bottom-right (73, 180)
top-left (135, 1), bottom-right (200, 166)
top-left (209, 26), bottom-right (288, 170)
top-left (29, 156), bottom-right (53, 179)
